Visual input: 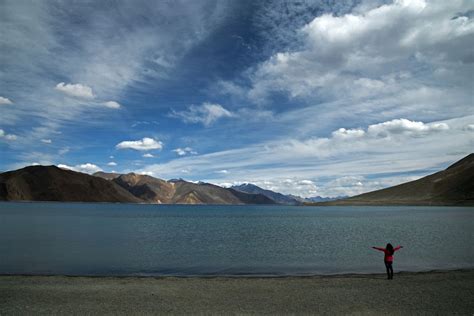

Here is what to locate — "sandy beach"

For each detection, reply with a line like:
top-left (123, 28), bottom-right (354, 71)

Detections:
top-left (1, 270), bottom-right (473, 315)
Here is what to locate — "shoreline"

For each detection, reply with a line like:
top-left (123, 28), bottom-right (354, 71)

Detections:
top-left (1, 267), bottom-right (472, 279)
top-left (2, 269), bottom-right (473, 314)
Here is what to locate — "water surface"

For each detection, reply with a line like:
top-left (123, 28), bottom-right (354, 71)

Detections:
top-left (0, 202), bottom-right (472, 276)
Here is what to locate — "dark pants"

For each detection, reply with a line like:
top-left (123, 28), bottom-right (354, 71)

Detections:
top-left (384, 261), bottom-right (393, 279)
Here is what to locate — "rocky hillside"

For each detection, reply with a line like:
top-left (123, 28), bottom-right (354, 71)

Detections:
top-left (0, 166), bottom-right (141, 203)
top-left (313, 154), bottom-right (474, 206)
top-left (0, 166), bottom-right (276, 205)
top-left (231, 183), bottom-right (300, 205)
top-left (95, 173), bottom-right (275, 205)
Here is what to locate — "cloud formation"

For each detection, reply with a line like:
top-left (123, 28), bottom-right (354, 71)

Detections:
top-left (367, 118), bottom-right (449, 137)
top-left (173, 147), bottom-right (197, 156)
top-left (247, 0), bottom-right (474, 103)
top-left (116, 137), bottom-right (163, 151)
top-left (58, 163), bottom-right (102, 174)
top-left (170, 103), bottom-right (234, 126)
top-left (0, 96), bottom-right (13, 105)
top-left (137, 116), bottom-right (472, 197)
top-left (103, 101), bottom-right (121, 109)
top-left (55, 82), bottom-right (94, 99)
top-left (0, 129), bottom-right (17, 141)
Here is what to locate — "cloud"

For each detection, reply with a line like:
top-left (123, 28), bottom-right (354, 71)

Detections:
top-left (173, 147), bottom-right (197, 156)
top-left (116, 137), bottom-right (163, 151)
top-left (143, 153), bottom-right (154, 158)
top-left (107, 162), bottom-right (117, 166)
top-left (103, 101), bottom-right (121, 109)
top-left (217, 169), bottom-right (229, 174)
top-left (169, 103), bottom-right (235, 126)
top-left (332, 128), bottom-right (365, 139)
top-left (462, 124), bottom-right (474, 131)
top-left (58, 163), bottom-right (102, 174)
top-left (40, 139), bottom-right (52, 144)
top-left (58, 148), bottom-right (70, 155)
top-left (0, 96), bottom-right (13, 105)
top-left (367, 119), bottom-right (449, 137)
top-left (0, 0), bottom-right (231, 156)
top-left (137, 116), bottom-right (470, 197)
top-left (245, 0), bottom-right (474, 108)
top-left (0, 129), bottom-right (17, 141)
top-left (55, 82), bottom-right (94, 99)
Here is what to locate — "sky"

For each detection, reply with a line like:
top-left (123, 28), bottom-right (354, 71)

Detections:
top-left (1, 0), bottom-right (473, 197)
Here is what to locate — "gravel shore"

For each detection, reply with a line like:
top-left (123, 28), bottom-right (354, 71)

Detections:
top-left (1, 270), bottom-right (473, 315)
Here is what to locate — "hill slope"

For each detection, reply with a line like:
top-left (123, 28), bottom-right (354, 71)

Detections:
top-left (0, 166), bottom-right (141, 203)
top-left (94, 173), bottom-right (276, 205)
top-left (315, 154), bottom-right (474, 206)
top-left (231, 183), bottom-right (300, 205)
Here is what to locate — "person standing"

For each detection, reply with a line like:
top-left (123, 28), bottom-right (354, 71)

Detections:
top-left (372, 243), bottom-right (403, 279)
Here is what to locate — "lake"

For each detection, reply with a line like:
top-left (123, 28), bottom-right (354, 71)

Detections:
top-left (0, 202), bottom-right (473, 276)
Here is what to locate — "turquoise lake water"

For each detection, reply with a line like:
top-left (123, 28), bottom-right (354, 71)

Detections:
top-left (0, 202), bottom-right (473, 276)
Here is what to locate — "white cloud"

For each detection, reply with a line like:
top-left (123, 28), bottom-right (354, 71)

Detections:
top-left (58, 163), bottom-right (102, 174)
top-left (463, 124), bottom-right (474, 131)
top-left (40, 139), bottom-right (52, 144)
top-left (0, 129), bottom-right (17, 141)
top-left (217, 169), bottom-right (229, 174)
top-left (245, 0), bottom-right (474, 108)
top-left (173, 147), bottom-right (197, 156)
top-left (107, 161), bottom-right (117, 166)
top-left (137, 116), bottom-right (470, 197)
top-left (0, 96), bottom-right (13, 105)
top-left (58, 147), bottom-right (70, 155)
top-left (103, 101), bottom-right (121, 109)
top-left (367, 119), bottom-right (449, 137)
top-left (332, 128), bottom-right (365, 139)
top-left (116, 137), bottom-right (163, 151)
top-left (55, 82), bottom-right (94, 99)
top-left (143, 153), bottom-right (154, 158)
top-left (169, 103), bottom-right (235, 126)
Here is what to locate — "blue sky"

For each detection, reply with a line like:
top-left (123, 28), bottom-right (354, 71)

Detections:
top-left (1, 0), bottom-right (473, 197)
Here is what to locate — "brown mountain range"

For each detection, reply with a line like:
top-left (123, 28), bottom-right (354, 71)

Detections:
top-left (0, 166), bottom-right (274, 204)
top-left (95, 173), bottom-right (275, 205)
top-left (311, 153), bottom-right (474, 206)
top-left (0, 166), bottom-right (141, 203)
top-left (1, 154), bottom-right (472, 205)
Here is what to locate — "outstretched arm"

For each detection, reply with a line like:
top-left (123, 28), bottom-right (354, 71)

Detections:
top-left (394, 246), bottom-right (403, 252)
top-left (372, 246), bottom-right (385, 251)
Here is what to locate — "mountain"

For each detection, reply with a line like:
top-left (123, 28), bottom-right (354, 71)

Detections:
top-left (312, 154), bottom-right (474, 206)
top-left (112, 173), bottom-right (175, 203)
top-left (303, 195), bottom-right (348, 203)
top-left (0, 166), bottom-right (141, 203)
top-left (231, 183), bottom-right (301, 205)
top-left (94, 173), bottom-right (275, 205)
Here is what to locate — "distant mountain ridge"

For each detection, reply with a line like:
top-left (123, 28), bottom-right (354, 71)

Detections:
top-left (231, 183), bottom-right (301, 205)
top-left (231, 184), bottom-right (346, 205)
top-left (1, 154), bottom-right (472, 205)
top-left (96, 172), bottom-right (276, 205)
top-left (0, 166), bottom-right (275, 204)
top-left (289, 195), bottom-right (347, 203)
top-left (105, 175), bottom-right (341, 205)
top-left (312, 154), bottom-right (474, 206)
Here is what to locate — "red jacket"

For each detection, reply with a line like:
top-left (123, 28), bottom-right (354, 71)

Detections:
top-left (373, 246), bottom-right (402, 262)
